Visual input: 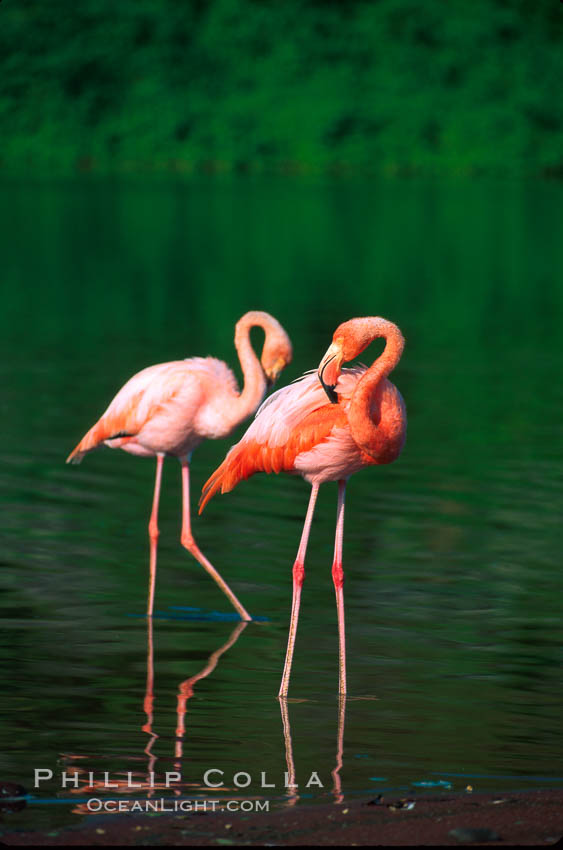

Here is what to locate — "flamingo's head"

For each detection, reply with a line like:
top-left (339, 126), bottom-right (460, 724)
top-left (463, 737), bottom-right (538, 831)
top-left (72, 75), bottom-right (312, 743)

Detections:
top-left (260, 324), bottom-right (293, 387)
top-left (318, 317), bottom-right (391, 403)
top-left (237, 310), bottom-right (293, 388)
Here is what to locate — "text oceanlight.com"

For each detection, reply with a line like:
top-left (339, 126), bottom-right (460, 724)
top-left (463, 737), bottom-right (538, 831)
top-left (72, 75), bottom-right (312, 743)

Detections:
top-left (87, 799), bottom-right (270, 813)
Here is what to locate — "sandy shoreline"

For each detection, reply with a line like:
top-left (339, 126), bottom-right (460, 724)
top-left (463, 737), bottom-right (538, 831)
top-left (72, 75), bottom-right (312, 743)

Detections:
top-left (1, 789), bottom-right (562, 846)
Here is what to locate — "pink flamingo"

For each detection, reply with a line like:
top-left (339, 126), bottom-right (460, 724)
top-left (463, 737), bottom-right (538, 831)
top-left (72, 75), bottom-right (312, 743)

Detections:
top-left (200, 317), bottom-right (406, 696)
top-left (67, 311), bottom-right (292, 620)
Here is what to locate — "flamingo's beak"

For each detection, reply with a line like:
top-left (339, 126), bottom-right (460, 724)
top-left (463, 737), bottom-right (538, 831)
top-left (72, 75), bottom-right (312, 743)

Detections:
top-left (264, 356), bottom-right (287, 388)
top-left (318, 342), bottom-right (344, 404)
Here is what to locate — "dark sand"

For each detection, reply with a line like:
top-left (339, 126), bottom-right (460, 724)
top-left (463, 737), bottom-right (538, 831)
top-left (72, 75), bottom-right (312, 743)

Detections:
top-left (1, 790), bottom-right (562, 846)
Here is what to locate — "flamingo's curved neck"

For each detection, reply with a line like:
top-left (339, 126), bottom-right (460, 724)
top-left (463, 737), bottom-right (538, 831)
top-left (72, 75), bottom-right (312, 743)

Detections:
top-left (228, 313), bottom-right (269, 427)
top-left (348, 319), bottom-right (405, 459)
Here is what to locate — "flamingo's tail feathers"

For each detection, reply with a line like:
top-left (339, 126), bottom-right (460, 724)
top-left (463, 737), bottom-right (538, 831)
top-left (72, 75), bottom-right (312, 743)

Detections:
top-left (199, 440), bottom-right (277, 514)
top-left (199, 457), bottom-right (233, 514)
top-left (198, 446), bottom-right (248, 513)
top-left (66, 446), bottom-right (86, 465)
top-left (66, 428), bottom-right (100, 464)
top-left (199, 469), bottom-right (222, 513)
top-left (66, 421), bottom-right (135, 465)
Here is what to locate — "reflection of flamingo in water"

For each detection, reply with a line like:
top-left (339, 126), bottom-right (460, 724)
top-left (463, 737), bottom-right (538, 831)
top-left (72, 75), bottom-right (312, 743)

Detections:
top-left (174, 622), bottom-right (247, 760)
top-left (63, 617), bottom-right (247, 810)
top-left (67, 311), bottom-right (292, 619)
top-left (143, 617), bottom-right (248, 797)
top-left (149, 621), bottom-right (347, 807)
top-left (200, 317), bottom-right (406, 696)
top-left (280, 697), bottom-right (346, 807)
top-left (62, 622), bottom-right (349, 813)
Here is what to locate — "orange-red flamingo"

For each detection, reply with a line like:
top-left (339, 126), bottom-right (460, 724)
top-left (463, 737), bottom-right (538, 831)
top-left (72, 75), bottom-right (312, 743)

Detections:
top-left (67, 311), bottom-right (292, 620)
top-left (200, 317), bottom-right (406, 696)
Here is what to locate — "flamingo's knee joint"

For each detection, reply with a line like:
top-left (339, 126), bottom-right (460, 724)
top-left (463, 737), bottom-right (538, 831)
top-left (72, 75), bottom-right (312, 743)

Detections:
top-left (293, 561), bottom-right (305, 587)
top-left (332, 563), bottom-right (345, 588)
top-left (181, 533), bottom-right (195, 550)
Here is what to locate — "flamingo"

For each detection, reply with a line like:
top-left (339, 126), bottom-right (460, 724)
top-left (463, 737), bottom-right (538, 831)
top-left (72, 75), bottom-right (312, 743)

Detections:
top-left (66, 311), bottom-right (292, 621)
top-left (199, 317), bottom-right (406, 696)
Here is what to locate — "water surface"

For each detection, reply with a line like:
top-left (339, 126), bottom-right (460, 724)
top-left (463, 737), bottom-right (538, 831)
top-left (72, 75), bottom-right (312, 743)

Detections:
top-left (1, 176), bottom-right (562, 828)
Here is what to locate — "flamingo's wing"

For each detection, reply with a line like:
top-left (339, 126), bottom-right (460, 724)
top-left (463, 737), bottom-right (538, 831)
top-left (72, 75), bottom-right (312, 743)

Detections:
top-left (66, 361), bottom-right (204, 463)
top-left (252, 366), bottom-right (364, 446)
top-left (199, 369), bottom-right (363, 511)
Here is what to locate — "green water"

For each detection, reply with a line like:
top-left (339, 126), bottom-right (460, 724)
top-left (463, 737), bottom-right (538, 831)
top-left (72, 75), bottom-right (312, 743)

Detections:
top-left (1, 177), bottom-right (562, 828)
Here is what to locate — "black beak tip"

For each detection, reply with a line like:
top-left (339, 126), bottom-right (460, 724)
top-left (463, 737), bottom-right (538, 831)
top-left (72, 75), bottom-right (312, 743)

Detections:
top-left (327, 384), bottom-right (338, 404)
top-left (321, 382), bottom-right (338, 404)
top-left (319, 356), bottom-right (339, 404)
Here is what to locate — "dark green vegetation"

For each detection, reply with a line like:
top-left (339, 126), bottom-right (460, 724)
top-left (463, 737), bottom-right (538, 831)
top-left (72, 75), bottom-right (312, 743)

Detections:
top-left (1, 0), bottom-right (562, 176)
top-left (1, 178), bottom-right (562, 829)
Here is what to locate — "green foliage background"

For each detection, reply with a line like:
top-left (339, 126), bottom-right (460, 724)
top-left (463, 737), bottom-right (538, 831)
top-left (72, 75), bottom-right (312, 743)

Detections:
top-left (1, 0), bottom-right (561, 175)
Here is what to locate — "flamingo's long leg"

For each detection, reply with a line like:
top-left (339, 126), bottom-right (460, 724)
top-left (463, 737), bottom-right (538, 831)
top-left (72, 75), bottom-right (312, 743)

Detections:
top-left (278, 483), bottom-right (320, 699)
top-left (332, 480), bottom-right (347, 695)
top-left (180, 458), bottom-right (251, 622)
top-left (147, 453), bottom-right (164, 617)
